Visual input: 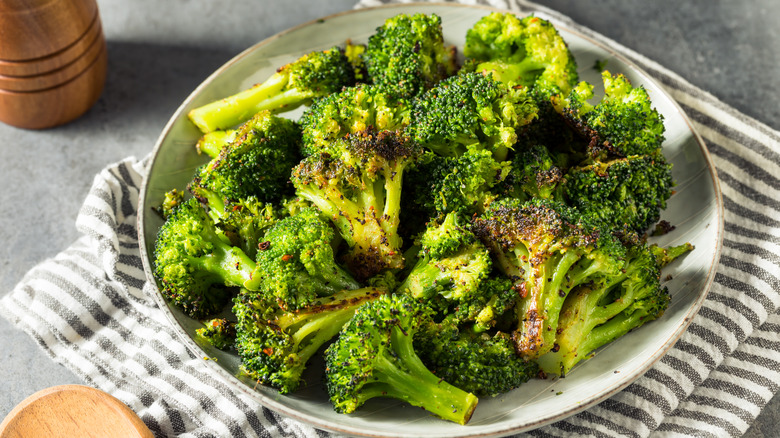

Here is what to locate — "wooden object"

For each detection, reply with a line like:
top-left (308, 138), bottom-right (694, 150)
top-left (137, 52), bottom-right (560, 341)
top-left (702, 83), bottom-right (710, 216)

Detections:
top-left (0, 0), bottom-right (107, 129)
top-left (0, 385), bottom-right (154, 438)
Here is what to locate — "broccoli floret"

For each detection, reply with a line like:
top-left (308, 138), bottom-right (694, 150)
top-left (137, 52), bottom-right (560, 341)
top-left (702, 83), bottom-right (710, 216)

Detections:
top-left (363, 13), bottom-right (457, 99)
top-left (188, 46), bottom-right (358, 132)
top-left (561, 152), bottom-right (674, 235)
top-left (196, 129), bottom-right (239, 158)
top-left (234, 286), bottom-right (386, 394)
top-left (189, 111), bottom-right (302, 206)
top-left (244, 208), bottom-right (360, 311)
top-left (291, 130), bottom-right (420, 280)
top-left (464, 13), bottom-right (578, 100)
top-left (195, 318), bottom-right (237, 350)
top-left (397, 212), bottom-right (492, 302)
top-left (405, 148), bottom-right (510, 222)
top-left (499, 144), bottom-right (565, 202)
top-left (408, 72), bottom-right (538, 161)
top-left (472, 198), bottom-right (628, 359)
top-left (153, 197), bottom-right (257, 319)
top-left (213, 196), bottom-right (281, 260)
top-left (416, 318), bottom-right (537, 396)
top-left (553, 71), bottom-right (665, 159)
top-left (324, 293), bottom-right (479, 425)
top-left (158, 188), bottom-right (185, 219)
top-left (536, 241), bottom-right (692, 376)
top-left (299, 83), bottom-right (411, 156)
top-left (448, 275), bottom-right (519, 333)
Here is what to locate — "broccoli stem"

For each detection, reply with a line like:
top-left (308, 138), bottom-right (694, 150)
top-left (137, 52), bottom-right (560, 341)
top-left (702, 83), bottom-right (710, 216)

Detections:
top-left (198, 240), bottom-right (258, 287)
top-left (286, 304), bottom-right (366, 364)
top-left (396, 258), bottom-right (448, 299)
top-left (197, 129), bottom-right (237, 158)
top-left (188, 72), bottom-right (305, 133)
top-left (359, 327), bottom-right (478, 425)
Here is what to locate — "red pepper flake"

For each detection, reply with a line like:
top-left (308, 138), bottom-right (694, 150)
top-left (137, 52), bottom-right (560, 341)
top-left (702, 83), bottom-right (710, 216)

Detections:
top-left (262, 347), bottom-right (274, 356)
top-left (281, 254), bottom-right (293, 262)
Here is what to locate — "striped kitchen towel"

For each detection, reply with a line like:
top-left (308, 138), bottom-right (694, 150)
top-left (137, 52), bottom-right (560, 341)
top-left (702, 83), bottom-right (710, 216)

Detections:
top-left (1, 0), bottom-right (778, 437)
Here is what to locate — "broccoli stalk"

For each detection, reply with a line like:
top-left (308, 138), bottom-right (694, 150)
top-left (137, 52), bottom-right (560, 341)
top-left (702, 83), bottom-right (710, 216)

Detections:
top-left (472, 198), bottom-right (628, 359)
top-left (188, 46), bottom-right (357, 133)
top-left (291, 130), bottom-right (419, 280)
top-left (536, 242), bottom-right (692, 376)
top-left (235, 286), bottom-right (387, 394)
top-left (324, 294), bottom-right (478, 425)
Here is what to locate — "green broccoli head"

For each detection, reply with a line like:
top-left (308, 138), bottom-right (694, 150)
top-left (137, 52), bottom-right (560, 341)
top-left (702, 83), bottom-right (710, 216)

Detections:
top-left (472, 197), bottom-right (628, 359)
top-left (291, 130), bottom-right (421, 280)
top-left (536, 241), bottom-right (686, 376)
top-left (234, 286), bottom-right (386, 394)
top-left (195, 318), bottom-right (237, 350)
top-left (188, 46), bottom-right (358, 132)
top-left (364, 13), bottom-right (457, 99)
top-left (153, 197), bottom-right (257, 319)
top-left (499, 144), bottom-right (565, 202)
top-left (324, 293), bottom-right (479, 425)
top-left (416, 318), bottom-right (537, 396)
top-left (553, 71), bottom-right (666, 159)
top-left (397, 212), bottom-right (492, 303)
top-left (409, 71), bottom-right (538, 161)
top-left (245, 208), bottom-right (360, 311)
top-left (464, 13), bottom-right (578, 100)
top-left (404, 148), bottom-right (510, 222)
top-left (561, 152), bottom-right (674, 235)
top-left (216, 196), bottom-right (282, 260)
top-left (190, 111), bottom-right (302, 205)
top-left (299, 83), bottom-right (411, 156)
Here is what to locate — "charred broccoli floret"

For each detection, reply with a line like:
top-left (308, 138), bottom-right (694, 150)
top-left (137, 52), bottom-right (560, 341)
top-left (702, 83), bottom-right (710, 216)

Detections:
top-left (416, 317), bottom-right (537, 396)
top-left (235, 286), bottom-right (386, 394)
top-left (472, 198), bottom-right (628, 359)
top-left (561, 152), bottom-right (674, 235)
top-left (291, 130), bottom-right (420, 280)
top-left (363, 13), bottom-right (457, 99)
top-left (299, 83), bottom-right (411, 156)
top-left (553, 71), bottom-right (665, 159)
top-left (153, 197), bottom-right (257, 319)
top-left (189, 111), bottom-right (302, 205)
top-left (536, 242), bottom-right (692, 376)
top-left (408, 71), bottom-right (538, 161)
top-left (188, 46), bottom-right (359, 132)
top-left (244, 208), bottom-right (360, 311)
top-left (499, 144), bottom-right (565, 202)
top-left (195, 318), bottom-right (237, 350)
top-left (324, 293), bottom-right (478, 425)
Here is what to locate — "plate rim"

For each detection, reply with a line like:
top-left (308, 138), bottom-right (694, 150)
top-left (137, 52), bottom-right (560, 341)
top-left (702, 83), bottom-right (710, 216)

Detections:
top-left (137, 3), bottom-right (725, 436)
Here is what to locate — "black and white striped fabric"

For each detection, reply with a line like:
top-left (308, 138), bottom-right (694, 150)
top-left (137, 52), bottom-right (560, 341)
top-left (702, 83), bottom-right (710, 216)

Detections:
top-left (1, 0), bottom-right (778, 436)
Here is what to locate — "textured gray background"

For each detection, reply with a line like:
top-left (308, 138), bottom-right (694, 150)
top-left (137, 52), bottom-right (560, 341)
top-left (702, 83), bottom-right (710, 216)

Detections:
top-left (1, 0), bottom-right (777, 435)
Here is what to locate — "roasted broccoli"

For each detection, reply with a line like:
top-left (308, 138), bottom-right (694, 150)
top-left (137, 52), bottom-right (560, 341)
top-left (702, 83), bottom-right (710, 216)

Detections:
top-left (553, 71), bottom-right (665, 159)
top-left (195, 318), bottom-right (237, 350)
top-left (536, 242), bottom-right (692, 376)
top-left (408, 71), bottom-right (538, 161)
top-left (363, 13), bottom-right (457, 99)
top-left (324, 293), bottom-right (479, 425)
top-left (499, 144), bottom-right (565, 202)
top-left (235, 286), bottom-right (387, 394)
top-left (561, 152), bottom-right (674, 235)
top-left (291, 130), bottom-right (420, 280)
top-left (299, 83), bottom-right (411, 156)
top-left (189, 111), bottom-right (302, 205)
top-left (188, 46), bottom-right (358, 133)
top-left (416, 317), bottom-right (537, 396)
top-left (472, 198), bottom-right (628, 359)
top-left (153, 197), bottom-right (257, 319)
top-left (464, 13), bottom-right (578, 100)
top-left (244, 208), bottom-right (360, 311)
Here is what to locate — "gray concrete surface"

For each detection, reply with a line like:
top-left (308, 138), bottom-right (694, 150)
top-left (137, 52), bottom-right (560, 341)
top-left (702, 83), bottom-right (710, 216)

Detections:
top-left (1, 0), bottom-right (777, 435)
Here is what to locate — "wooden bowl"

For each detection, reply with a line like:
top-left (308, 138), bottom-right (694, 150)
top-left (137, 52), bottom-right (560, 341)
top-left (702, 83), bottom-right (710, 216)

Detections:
top-left (0, 10), bottom-right (101, 77)
top-left (0, 39), bottom-right (106, 129)
top-left (0, 0), bottom-right (97, 61)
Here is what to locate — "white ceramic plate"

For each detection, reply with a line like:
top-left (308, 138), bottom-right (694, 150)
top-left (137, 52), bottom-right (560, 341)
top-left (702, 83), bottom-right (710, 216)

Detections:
top-left (138, 4), bottom-right (723, 436)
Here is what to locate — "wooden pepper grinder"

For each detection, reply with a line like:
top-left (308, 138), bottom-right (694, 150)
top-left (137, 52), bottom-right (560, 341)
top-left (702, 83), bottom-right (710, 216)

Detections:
top-left (0, 0), bottom-right (107, 129)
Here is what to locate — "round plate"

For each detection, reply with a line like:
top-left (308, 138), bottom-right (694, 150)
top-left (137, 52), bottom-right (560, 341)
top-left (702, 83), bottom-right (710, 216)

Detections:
top-left (138, 3), bottom-right (723, 437)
